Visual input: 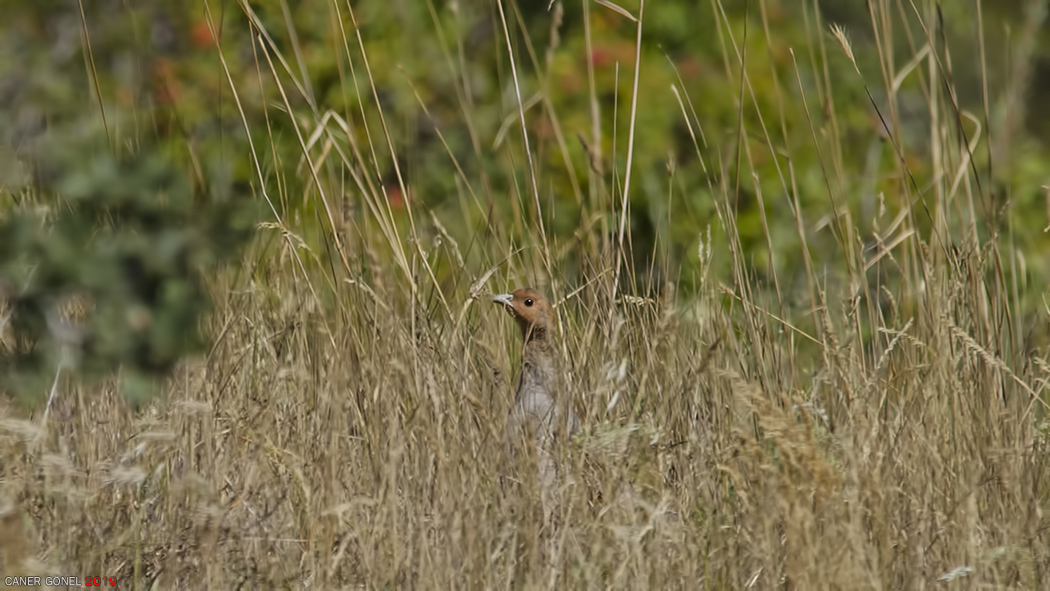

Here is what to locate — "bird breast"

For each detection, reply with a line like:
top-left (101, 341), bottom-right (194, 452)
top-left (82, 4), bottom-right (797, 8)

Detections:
top-left (506, 359), bottom-right (579, 450)
top-left (515, 362), bottom-right (556, 421)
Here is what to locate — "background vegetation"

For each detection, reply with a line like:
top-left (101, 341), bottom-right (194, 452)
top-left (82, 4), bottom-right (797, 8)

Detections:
top-left (2, 0), bottom-right (1050, 587)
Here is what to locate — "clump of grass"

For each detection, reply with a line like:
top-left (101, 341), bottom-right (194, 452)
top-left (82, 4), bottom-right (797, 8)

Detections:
top-left (2, 0), bottom-right (1050, 588)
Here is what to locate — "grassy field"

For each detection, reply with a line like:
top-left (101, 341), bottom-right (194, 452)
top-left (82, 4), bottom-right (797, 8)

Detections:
top-left (3, 0), bottom-right (1050, 588)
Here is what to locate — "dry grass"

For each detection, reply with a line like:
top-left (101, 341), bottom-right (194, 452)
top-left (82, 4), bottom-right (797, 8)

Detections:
top-left (3, 0), bottom-right (1050, 588)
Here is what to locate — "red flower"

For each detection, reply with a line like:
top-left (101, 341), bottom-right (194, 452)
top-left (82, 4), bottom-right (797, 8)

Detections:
top-left (191, 21), bottom-right (215, 48)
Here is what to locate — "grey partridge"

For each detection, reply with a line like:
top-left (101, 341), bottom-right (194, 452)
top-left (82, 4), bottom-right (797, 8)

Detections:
top-left (491, 288), bottom-right (580, 457)
top-left (492, 287), bottom-right (580, 579)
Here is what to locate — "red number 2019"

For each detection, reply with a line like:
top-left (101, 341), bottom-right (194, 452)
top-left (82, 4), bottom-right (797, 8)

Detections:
top-left (86, 577), bottom-right (116, 586)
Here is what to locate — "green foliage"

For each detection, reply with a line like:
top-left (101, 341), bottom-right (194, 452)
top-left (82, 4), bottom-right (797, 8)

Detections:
top-left (0, 129), bottom-right (258, 405)
top-left (0, 0), bottom-right (263, 404)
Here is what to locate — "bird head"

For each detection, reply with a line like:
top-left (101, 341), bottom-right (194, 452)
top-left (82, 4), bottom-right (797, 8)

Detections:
top-left (491, 288), bottom-right (554, 343)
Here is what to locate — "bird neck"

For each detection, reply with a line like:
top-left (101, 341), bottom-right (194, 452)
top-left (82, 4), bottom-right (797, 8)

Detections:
top-left (520, 324), bottom-right (552, 349)
top-left (521, 329), bottom-right (556, 371)
top-left (520, 334), bottom-right (557, 392)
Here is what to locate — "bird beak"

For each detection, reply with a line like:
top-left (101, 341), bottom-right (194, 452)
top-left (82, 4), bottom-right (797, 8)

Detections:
top-left (491, 293), bottom-right (514, 308)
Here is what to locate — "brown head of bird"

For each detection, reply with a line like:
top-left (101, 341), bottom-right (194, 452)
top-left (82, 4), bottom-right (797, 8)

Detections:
top-left (490, 288), bottom-right (555, 346)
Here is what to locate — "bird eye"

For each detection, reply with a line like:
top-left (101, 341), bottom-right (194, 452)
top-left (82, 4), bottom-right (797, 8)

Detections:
top-left (524, 298), bottom-right (533, 307)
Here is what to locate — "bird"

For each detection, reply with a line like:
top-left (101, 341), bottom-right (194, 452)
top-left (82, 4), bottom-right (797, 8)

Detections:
top-left (490, 288), bottom-right (580, 468)
top-left (491, 287), bottom-right (580, 583)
